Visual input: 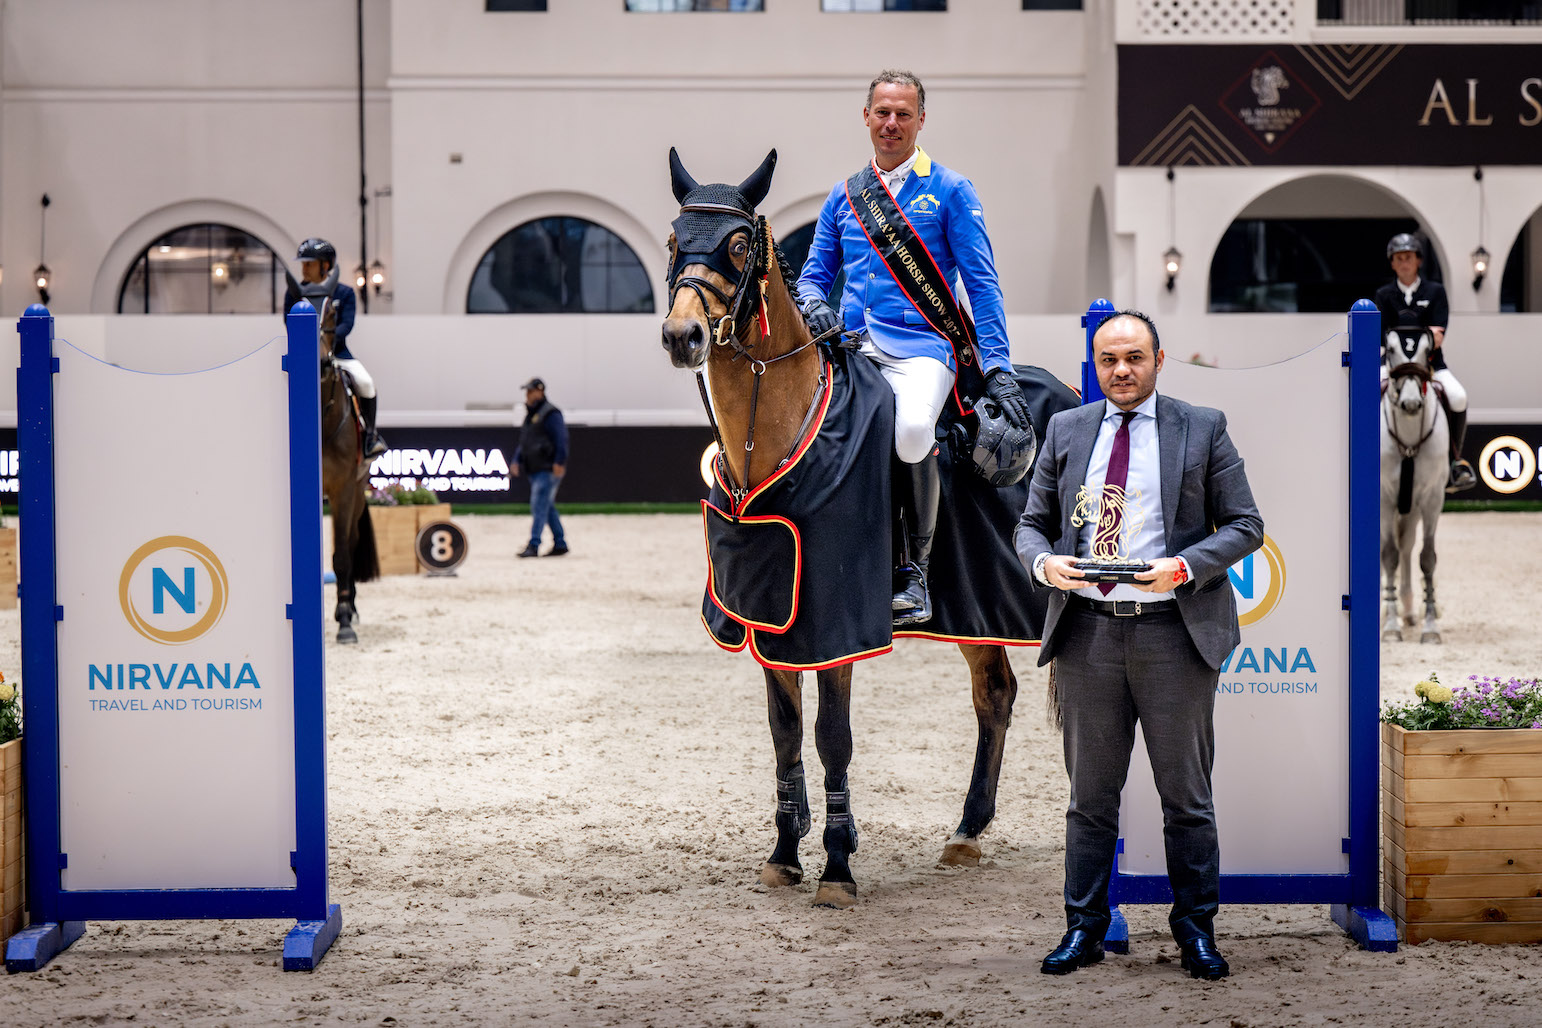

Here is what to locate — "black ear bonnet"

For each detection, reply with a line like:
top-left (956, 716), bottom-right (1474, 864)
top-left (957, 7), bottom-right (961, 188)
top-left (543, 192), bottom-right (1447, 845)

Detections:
top-left (667, 148), bottom-right (777, 284)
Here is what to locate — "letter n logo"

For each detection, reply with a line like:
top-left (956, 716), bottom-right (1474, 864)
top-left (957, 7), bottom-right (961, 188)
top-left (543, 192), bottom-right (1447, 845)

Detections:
top-left (153, 566), bottom-right (196, 614)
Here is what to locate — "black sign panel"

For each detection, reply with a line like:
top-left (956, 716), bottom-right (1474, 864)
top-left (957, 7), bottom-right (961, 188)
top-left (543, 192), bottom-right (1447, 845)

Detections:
top-left (1465, 425), bottom-right (1542, 502)
top-left (1120, 44), bottom-right (1542, 166)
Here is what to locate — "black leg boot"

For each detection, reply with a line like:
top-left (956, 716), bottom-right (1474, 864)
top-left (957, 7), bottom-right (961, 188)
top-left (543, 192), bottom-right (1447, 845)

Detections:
top-left (1444, 405), bottom-right (1476, 493)
top-left (892, 448), bottom-right (941, 627)
top-left (359, 395), bottom-right (387, 458)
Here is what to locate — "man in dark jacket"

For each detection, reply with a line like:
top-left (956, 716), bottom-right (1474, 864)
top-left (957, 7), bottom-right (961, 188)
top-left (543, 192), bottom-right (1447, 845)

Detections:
top-left (513, 377), bottom-right (569, 557)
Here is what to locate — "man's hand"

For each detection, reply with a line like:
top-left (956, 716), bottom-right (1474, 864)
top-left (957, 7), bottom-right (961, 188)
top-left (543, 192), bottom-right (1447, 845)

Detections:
top-left (1132, 557), bottom-right (1185, 593)
top-left (553, 463), bottom-right (566, 478)
top-left (1431, 326), bottom-right (1446, 348)
top-left (1044, 554), bottom-right (1094, 591)
top-left (799, 296), bottom-right (842, 340)
top-left (985, 367), bottom-right (1031, 431)
top-left (511, 465), bottom-right (521, 478)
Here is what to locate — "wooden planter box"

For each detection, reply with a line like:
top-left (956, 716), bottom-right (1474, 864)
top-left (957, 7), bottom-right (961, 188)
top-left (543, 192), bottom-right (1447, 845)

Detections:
top-left (1, 737), bottom-right (23, 942)
top-left (1383, 722), bottom-right (1542, 944)
top-left (0, 524), bottom-right (16, 610)
top-left (368, 503), bottom-right (453, 576)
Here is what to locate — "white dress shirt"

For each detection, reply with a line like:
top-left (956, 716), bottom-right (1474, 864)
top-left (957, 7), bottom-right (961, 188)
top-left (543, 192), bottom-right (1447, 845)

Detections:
top-left (1399, 276), bottom-right (1421, 306)
top-left (876, 147), bottom-right (921, 197)
top-left (1033, 391), bottom-right (1175, 602)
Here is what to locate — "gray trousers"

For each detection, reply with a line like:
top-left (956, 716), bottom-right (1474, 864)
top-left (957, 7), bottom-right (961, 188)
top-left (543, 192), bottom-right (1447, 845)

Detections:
top-left (1055, 604), bottom-right (1220, 944)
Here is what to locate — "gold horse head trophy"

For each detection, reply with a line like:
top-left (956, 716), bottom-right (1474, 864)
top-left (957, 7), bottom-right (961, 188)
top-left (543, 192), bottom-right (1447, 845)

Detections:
top-left (1071, 483), bottom-right (1147, 564)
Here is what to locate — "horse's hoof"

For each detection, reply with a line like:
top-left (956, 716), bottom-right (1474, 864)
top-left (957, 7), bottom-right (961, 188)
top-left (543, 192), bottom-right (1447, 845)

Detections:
top-left (812, 881), bottom-right (858, 909)
top-left (1381, 630), bottom-right (1402, 642)
top-left (939, 837), bottom-right (982, 867)
top-left (760, 862), bottom-right (802, 888)
top-left (1421, 632), bottom-right (1442, 645)
top-left (337, 628), bottom-right (358, 645)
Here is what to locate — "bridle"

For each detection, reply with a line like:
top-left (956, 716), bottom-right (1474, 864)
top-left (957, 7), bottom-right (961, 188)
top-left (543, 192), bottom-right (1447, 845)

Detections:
top-left (668, 206), bottom-right (840, 506)
top-left (1382, 350), bottom-right (1437, 459)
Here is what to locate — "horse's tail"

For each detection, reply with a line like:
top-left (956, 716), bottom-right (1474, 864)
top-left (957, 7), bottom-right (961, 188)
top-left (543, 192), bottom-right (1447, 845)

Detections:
top-left (353, 505), bottom-right (380, 583)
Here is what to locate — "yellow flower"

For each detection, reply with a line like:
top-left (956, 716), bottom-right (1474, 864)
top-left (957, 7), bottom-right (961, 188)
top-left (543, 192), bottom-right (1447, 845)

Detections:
top-left (1426, 685), bottom-right (1453, 704)
top-left (1414, 680), bottom-right (1435, 699)
top-left (0, 682), bottom-right (14, 703)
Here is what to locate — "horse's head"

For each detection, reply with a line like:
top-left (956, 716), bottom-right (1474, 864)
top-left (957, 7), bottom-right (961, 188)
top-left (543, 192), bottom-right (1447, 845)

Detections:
top-left (1384, 325), bottom-right (1434, 416)
top-left (661, 147), bottom-right (777, 370)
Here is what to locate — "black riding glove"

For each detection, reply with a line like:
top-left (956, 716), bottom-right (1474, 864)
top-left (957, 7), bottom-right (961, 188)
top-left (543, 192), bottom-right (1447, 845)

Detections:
top-left (985, 367), bottom-right (1031, 431)
top-left (799, 295), bottom-right (844, 342)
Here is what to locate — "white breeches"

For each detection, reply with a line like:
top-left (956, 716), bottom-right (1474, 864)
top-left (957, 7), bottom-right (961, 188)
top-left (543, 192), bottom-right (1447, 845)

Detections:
top-left (334, 357), bottom-right (376, 399)
top-left (1379, 364), bottom-right (1466, 411)
top-left (1434, 368), bottom-right (1465, 411)
top-left (859, 338), bottom-right (955, 464)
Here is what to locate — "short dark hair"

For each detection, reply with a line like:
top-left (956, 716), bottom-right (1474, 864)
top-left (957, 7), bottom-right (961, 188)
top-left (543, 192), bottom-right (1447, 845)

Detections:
top-left (1091, 308), bottom-right (1161, 355)
top-left (867, 69), bottom-right (925, 116)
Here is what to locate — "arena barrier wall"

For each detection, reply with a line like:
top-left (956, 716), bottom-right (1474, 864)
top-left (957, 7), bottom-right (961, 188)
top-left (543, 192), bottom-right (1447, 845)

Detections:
top-left (1079, 298), bottom-right (1394, 952)
top-left (3, 302), bottom-right (339, 973)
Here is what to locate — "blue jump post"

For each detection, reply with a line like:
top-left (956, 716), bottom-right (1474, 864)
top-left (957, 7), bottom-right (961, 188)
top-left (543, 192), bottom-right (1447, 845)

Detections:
top-left (6, 305), bottom-right (87, 973)
top-left (1329, 299), bottom-right (1398, 952)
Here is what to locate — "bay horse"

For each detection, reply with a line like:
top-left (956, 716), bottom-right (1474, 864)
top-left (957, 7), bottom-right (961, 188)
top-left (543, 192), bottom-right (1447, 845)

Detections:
top-left (1380, 324), bottom-right (1446, 644)
top-left (661, 149), bottom-right (1026, 908)
top-left (315, 289), bottom-right (379, 644)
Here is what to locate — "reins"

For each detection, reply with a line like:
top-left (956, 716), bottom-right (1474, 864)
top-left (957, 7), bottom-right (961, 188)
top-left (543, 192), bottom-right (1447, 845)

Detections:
top-left (1383, 359), bottom-right (1437, 459)
top-left (671, 213), bottom-right (837, 508)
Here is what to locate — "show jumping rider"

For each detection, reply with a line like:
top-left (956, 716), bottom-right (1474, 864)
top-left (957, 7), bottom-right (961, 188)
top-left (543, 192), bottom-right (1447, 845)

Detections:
top-left (285, 237), bottom-right (387, 458)
top-left (796, 68), bottom-right (1031, 627)
top-left (1373, 233), bottom-right (1474, 492)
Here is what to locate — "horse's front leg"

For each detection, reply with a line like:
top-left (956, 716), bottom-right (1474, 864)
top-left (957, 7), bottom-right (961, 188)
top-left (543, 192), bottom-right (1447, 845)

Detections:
top-left (1380, 511), bottom-right (1402, 641)
top-left (1397, 514), bottom-right (1419, 629)
top-left (332, 488), bottom-right (359, 645)
top-left (1419, 506), bottom-right (1441, 645)
top-left (812, 664), bottom-right (858, 908)
top-left (761, 668), bottom-right (810, 888)
top-left (941, 643), bottom-right (1019, 867)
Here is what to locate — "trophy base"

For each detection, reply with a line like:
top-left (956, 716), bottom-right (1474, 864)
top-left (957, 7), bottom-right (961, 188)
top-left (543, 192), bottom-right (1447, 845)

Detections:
top-left (1073, 560), bottom-right (1153, 584)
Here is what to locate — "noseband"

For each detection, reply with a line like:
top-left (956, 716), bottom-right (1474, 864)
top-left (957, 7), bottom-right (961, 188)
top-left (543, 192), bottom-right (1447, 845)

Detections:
top-left (1383, 356), bottom-right (1436, 459)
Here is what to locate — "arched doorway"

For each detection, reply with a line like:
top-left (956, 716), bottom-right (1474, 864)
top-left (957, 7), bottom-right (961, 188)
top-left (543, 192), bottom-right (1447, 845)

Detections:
top-left (1208, 175), bottom-right (1442, 313)
top-left (1500, 205), bottom-right (1541, 312)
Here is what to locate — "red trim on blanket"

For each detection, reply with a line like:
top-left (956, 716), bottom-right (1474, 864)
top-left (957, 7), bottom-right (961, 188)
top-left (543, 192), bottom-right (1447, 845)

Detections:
top-left (892, 631), bottom-right (1042, 647)
top-left (746, 634), bottom-right (893, 672)
top-left (700, 500), bottom-right (803, 634)
top-left (732, 359), bottom-right (835, 516)
top-left (700, 611), bottom-right (749, 654)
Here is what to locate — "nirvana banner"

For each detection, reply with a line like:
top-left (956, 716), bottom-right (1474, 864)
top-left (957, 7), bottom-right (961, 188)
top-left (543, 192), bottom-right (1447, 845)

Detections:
top-left (1119, 44), bottom-right (1542, 166)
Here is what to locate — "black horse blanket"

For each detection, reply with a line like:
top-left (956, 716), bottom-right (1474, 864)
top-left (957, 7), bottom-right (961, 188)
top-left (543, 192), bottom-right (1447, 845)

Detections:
top-left (702, 347), bottom-right (1078, 670)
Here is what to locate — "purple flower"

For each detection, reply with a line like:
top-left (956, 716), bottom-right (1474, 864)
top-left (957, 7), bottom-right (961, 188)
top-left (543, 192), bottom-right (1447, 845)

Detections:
top-left (1481, 707), bottom-right (1499, 719)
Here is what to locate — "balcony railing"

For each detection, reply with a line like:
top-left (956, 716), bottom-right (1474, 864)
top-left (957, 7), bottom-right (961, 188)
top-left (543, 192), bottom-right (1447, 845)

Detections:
top-left (1319, 1), bottom-right (1542, 24)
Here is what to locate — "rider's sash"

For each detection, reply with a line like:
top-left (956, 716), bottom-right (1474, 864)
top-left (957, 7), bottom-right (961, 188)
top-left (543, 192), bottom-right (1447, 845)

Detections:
top-left (844, 162), bottom-right (987, 413)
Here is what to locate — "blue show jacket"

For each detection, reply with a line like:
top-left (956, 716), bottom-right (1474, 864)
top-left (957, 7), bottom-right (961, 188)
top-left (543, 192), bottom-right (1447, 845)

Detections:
top-left (285, 280), bottom-right (357, 358)
top-left (796, 148), bottom-right (1011, 376)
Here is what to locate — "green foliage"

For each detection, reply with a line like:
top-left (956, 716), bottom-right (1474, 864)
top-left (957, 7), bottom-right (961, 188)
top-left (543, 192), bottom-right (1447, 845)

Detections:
top-left (0, 674), bottom-right (19, 744)
top-left (1383, 671), bottom-right (1542, 731)
top-left (368, 483), bottom-right (439, 506)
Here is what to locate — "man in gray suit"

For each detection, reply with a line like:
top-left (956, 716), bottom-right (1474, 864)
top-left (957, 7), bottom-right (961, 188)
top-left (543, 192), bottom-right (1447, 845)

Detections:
top-left (1014, 310), bottom-right (1263, 981)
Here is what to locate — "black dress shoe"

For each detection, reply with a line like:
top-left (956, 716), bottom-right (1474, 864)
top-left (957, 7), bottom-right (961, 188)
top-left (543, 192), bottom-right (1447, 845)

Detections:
top-left (1179, 937), bottom-right (1230, 980)
top-left (517, 544), bottom-right (540, 558)
top-left (1040, 929), bottom-right (1104, 975)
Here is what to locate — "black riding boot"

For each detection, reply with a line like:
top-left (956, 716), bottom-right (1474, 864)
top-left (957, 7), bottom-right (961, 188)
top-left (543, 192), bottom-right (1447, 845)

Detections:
top-left (892, 448), bottom-right (941, 627)
top-left (1445, 406), bottom-right (1476, 493)
top-left (359, 395), bottom-right (387, 458)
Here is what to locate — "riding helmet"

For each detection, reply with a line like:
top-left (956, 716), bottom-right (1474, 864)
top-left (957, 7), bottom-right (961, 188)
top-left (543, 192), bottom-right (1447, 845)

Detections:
top-left (296, 237), bottom-right (337, 266)
top-left (1386, 233), bottom-right (1423, 261)
top-left (967, 398), bottom-right (1038, 488)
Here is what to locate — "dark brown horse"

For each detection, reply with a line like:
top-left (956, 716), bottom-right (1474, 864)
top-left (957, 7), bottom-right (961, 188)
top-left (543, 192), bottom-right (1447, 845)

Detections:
top-left (661, 149), bottom-right (1021, 907)
top-left (318, 299), bottom-right (379, 644)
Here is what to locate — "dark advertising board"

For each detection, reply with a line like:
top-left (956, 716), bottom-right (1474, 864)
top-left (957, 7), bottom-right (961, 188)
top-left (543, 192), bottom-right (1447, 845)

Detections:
top-left (1120, 44), bottom-right (1542, 166)
top-left (0, 424), bottom-right (716, 506)
top-left (1465, 425), bottom-right (1542, 502)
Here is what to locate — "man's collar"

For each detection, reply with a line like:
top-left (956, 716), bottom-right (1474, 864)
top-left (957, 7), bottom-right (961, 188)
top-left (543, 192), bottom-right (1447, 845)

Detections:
top-left (873, 146), bottom-right (930, 179)
top-left (1103, 390), bottom-right (1158, 421)
top-left (1399, 275), bottom-right (1421, 293)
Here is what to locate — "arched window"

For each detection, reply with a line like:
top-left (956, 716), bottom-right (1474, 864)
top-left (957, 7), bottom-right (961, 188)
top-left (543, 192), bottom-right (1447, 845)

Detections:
top-left (119, 223), bottom-right (285, 314)
top-left (1207, 176), bottom-right (1441, 314)
top-left (1500, 206), bottom-right (1540, 313)
top-left (467, 217), bottom-right (653, 313)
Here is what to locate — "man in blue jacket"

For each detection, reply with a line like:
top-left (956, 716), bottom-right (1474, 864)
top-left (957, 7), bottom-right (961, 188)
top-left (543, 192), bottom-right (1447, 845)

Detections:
top-left (797, 69), bottom-right (1030, 625)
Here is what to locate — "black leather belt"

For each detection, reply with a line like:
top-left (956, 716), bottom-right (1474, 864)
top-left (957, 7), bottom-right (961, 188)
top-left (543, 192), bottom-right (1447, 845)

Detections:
top-left (1069, 595), bottom-right (1177, 618)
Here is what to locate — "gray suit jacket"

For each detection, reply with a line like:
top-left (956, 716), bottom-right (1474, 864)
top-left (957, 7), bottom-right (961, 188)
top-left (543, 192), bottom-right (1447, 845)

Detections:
top-left (1013, 393), bottom-right (1264, 670)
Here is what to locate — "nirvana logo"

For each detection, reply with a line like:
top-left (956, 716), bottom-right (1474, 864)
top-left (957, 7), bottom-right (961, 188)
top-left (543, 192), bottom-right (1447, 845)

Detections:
top-left (1230, 534), bottom-right (1285, 628)
top-left (1478, 435), bottom-right (1536, 494)
top-left (1222, 51), bottom-right (1321, 152)
top-left (118, 536), bottom-right (229, 645)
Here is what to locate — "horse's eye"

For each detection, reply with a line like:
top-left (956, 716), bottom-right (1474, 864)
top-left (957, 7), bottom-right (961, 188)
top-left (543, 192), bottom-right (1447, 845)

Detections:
top-left (732, 240), bottom-right (748, 258)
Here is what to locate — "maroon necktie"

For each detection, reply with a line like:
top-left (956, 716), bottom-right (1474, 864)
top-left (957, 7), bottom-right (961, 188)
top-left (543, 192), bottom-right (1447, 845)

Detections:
top-left (1096, 412), bottom-right (1135, 596)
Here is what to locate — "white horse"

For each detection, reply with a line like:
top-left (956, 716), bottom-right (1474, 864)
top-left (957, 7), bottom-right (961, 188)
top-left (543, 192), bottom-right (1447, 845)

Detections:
top-left (1380, 325), bottom-right (1447, 644)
